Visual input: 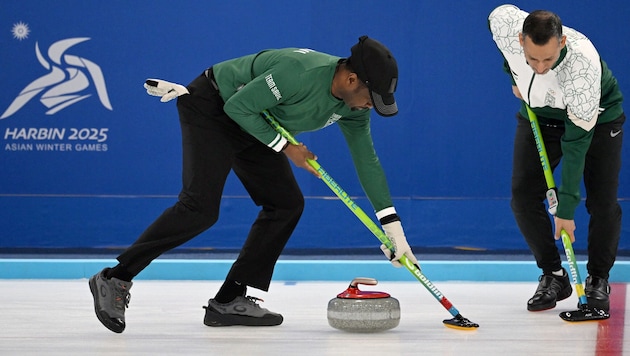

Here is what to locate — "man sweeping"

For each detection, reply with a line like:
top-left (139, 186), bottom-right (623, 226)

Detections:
top-left (489, 4), bottom-right (625, 316)
top-left (88, 36), bottom-right (419, 333)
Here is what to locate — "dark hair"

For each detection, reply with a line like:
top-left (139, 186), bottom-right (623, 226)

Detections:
top-left (336, 58), bottom-right (368, 89)
top-left (338, 58), bottom-right (351, 69)
top-left (522, 10), bottom-right (563, 45)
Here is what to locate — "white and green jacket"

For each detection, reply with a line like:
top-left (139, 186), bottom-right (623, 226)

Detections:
top-left (489, 4), bottom-right (623, 219)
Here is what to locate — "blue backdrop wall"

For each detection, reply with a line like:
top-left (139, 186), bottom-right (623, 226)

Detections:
top-left (1, 1), bottom-right (629, 254)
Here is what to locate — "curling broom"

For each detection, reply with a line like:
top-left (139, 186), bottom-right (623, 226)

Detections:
top-left (262, 110), bottom-right (479, 329)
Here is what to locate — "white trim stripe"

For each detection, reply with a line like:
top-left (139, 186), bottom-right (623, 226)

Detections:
top-left (375, 207), bottom-right (397, 220)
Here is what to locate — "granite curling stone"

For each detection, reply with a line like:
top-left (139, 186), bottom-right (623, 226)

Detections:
top-left (327, 277), bottom-right (400, 332)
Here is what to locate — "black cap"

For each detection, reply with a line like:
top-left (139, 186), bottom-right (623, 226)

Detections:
top-left (349, 35), bottom-right (398, 117)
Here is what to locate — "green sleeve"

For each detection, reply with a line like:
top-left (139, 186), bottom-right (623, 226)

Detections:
top-left (557, 122), bottom-right (594, 219)
top-left (222, 62), bottom-right (301, 146)
top-left (337, 115), bottom-right (394, 212)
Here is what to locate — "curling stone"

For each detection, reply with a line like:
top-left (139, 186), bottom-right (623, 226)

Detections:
top-left (327, 277), bottom-right (400, 333)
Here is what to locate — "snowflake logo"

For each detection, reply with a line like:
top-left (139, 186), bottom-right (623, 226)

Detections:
top-left (11, 22), bottom-right (30, 41)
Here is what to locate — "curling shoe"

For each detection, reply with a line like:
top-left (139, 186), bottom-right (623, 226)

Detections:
top-left (203, 295), bottom-right (283, 327)
top-left (527, 268), bottom-right (572, 311)
top-left (89, 268), bottom-right (133, 333)
top-left (584, 276), bottom-right (610, 312)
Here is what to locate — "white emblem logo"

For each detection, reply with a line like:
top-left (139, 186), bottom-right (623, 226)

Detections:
top-left (324, 113), bottom-right (342, 128)
top-left (1, 37), bottom-right (113, 119)
top-left (610, 130), bottom-right (621, 138)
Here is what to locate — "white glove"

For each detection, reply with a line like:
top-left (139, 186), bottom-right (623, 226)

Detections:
top-left (144, 78), bottom-right (189, 102)
top-left (380, 220), bottom-right (419, 268)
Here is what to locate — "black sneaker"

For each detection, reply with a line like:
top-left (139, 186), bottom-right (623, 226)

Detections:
top-left (203, 296), bottom-right (283, 326)
top-left (584, 276), bottom-right (610, 312)
top-left (88, 268), bottom-right (133, 333)
top-left (527, 269), bottom-right (572, 311)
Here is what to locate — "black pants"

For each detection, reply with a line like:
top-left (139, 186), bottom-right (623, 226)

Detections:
top-left (117, 71), bottom-right (305, 291)
top-left (511, 113), bottom-right (624, 280)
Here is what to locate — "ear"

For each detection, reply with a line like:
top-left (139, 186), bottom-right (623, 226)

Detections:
top-left (560, 35), bottom-right (567, 49)
top-left (347, 72), bottom-right (362, 88)
top-left (518, 32), bottom-right (524, 47)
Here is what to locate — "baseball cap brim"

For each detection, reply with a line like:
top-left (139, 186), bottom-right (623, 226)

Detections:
top-left (371, 90), bottom-right (398, 117)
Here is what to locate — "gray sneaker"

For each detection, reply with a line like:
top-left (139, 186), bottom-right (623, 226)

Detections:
top-left (203, 296), bottom-right (283, 326)
top-left (89, 268), bottom-right (133, 333)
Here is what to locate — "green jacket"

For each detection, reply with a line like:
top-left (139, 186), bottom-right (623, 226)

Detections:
top-left (212, 48), bottom-right (394, 212)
